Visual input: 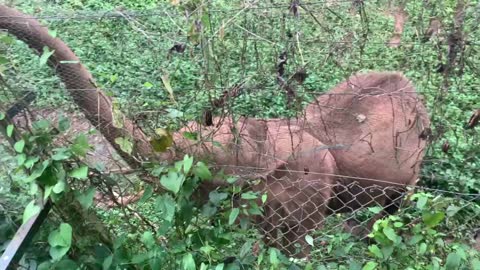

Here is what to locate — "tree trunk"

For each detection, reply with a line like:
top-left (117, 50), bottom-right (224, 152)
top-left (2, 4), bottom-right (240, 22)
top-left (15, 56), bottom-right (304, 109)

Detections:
top-left (0, 5), bottom-right (155, 167)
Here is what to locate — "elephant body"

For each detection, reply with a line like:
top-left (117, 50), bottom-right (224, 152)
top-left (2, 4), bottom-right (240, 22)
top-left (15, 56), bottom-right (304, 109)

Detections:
top-left (167, 71), bottom-right (430, 256)
top-left (303, 72), bottom-right (430, 217)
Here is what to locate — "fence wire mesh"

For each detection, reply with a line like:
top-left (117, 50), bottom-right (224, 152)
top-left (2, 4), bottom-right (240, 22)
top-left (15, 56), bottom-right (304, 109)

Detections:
top-left (0, 0), bottom-right (479, 260)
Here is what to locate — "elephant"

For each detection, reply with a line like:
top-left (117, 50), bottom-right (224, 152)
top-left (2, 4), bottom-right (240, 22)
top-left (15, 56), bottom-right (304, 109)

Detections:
top-left (168, 117), bottom-right (338, 257)
top-left (302, 71), bottom-right (430, 233)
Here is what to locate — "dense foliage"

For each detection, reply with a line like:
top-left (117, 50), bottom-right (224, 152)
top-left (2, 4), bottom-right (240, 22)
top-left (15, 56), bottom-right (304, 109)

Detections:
top-left (1, 0), bottom-right (479, 269)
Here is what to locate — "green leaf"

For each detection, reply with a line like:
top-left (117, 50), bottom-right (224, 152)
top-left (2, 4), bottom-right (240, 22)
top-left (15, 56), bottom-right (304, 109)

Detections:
top-left (143, 81), bottom-right (153, 89)
top-left (69, 165), bottom-right (88, 180)
top-left (58, 116), bottom-right (70, 132)
top-left (17, 154), bottom-right (26, 166)
top-left (161, 72), bottom-right (176, 103)
top-left (209, 190), bottom-right (228, 205)
top-left (261, 193), bottom-right (268, 204)
top-left (182, 253), bottom-right (196, 270)
top-left (160, 171), bottom-right (184, 194)
top-left (76, 187), bottom-right (96, 209)
top-left (422, 212), bottom-right (445, 228)
top-left (48, 223), bottom-right (72, 261)
top-left (471, 258), bottom-right (480, 270)
top-left (0, 112), bottom-right (5, 120)
top-left (6, 124), bottom-right (13, 137)
top-left (103, 255), bottom-right (113, 270)
top-left (305, 235), bottom-right (314, 247)
top-left (115, 137), bottom-right (133, 154)
top-left (23, 200), bottom-right (41, 224)
top-left (368, 245), bottom-right (383, 259)
top-left (155, 194), bottom-right (176, 222)
top-left (228, 208), bottom-right (240, 225)
top-left (193, 162), bottom-right (212, 180)
top-left (182, 131), bottom-right (198, 140)
top-left (52, 180), bottom-right (66, 194)
top-left (14, 139), bottom-right (25, 153)
top-left (39, 47), bottom-right (55, 66)
top-left (362, 261), bottom-right (377, 270)
top-left (141, 231), bottom-right (155, 248)
top-left (382, 226), bottom-right (399, 242)
top-left (38, 164), bottom-right (58, 186)
top-left (138, 185), bottom-right (153, 204)
top-left (183, 155), bottom-right (194, 174)
top-left (368, 206), bottom-right (383, 214)
top-left (241, 191), bottom-right (258, 200)
top-left (268, 248), bottom-right (279, 266)
top-left (445, 252), bottom-right (461, 269)
top-left (71, 134), bottom-right (90, 157)
top-left (52, 148), bottom-right (71, 161)
top-left (446, 205), bottom-right (461, 217)
top-left (416, 196), bottom-right (428, 210)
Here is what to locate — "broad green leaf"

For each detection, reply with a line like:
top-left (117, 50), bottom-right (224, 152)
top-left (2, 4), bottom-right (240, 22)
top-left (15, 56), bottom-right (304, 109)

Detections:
top-left (14, 139), bottom-right (25, 153)
top-left (368, 244), bottom-right (383, 259)
top-left (155, 194), bottom-right (176, 222)
top-left (229, 208), bottom-right (240, 225)
top-left (215, 264), bottom-right (224, 270)
top-left (39, 47), bottom-right (55, 66)
top-left (38, 164), bottom-right (58, 186)
top-left (115, 137), bottom-right (133, 154)
top-left (48, 223), bottom-right (72, 247)
top-left (445, 252), bottom-right (461, 269)
top-left (143, 81), bottom-right (153, 88)
top-left (416, 196), bottom-right (428, 210)
top-left (382, 226), bottom-right (399, 242)
top-left (141, 231), bottom-right (155, 248)
top-left (193, 162), bottom-right (212, 181)
top-left (17, 153), bottom-right (26, 166)
top-left (472, 258), bottom-right (480, 270)
top-left (71, 134), bottom-right (90, 157)
top-left (76, 187), bottom-right (96, 209)
top-left (362, 261), bottom-right (377, 270)
top-left (368, 206), bottom-right (383, 214)
top-left (446, 205), bottom-right (461, 217)
top-left (48, 223), bottom-right (72, 261)
top-left (0, 112), bottom-right (5, 120)
top-left (23, 200), bottom-right (41, 224)
top-left (44, 185), bottom-right (53, 200)
top-left (241, 191), bottom-right (258, 200)
top-left (6, 124), bottom-right (13, 137)
top-left (32, 119), bottom-right (49, 130)
top-left (261, 193), bottom-right (268, 204)
top-left (24, 156), bottom-right (40, 169)
top-left (103, 255), bottom-right (113, 270)
top-left (183, 155), bottom-right (194, 174)
top-left (209, 190), bottom-right (228, 205)
top-left (182, 253), bottom-right (195, 270)
top-left (69, 165), bottom-right (88, 180)
top-left (58, 116), bottom-right (70, 132)
top-left (52, 180), bottom-right (66, 194)
top-left (137, 185), bottom-right (153, 204)
top-left (422, 212), bottom-right (445, 228)
top-left (114, 234), bottom-right (127, 250)
top-left (305, 235), bottom-right (314, 247)
top-left (269, 248), bottom-right (279, 266)
top-left (52, 148), bottom-right (71, 161)
top-left (160, 171), bottom-right (184, 194)
top-left (25, 159), bottom-right (49, 182)
top-left (161, 73), bottom-right (176, 103)
top-left (182, 132), bottom-right (198, 140)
